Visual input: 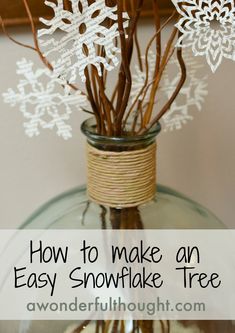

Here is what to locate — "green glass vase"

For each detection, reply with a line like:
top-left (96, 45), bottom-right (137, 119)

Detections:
top-left (1, 118), bottom-right (233, 333)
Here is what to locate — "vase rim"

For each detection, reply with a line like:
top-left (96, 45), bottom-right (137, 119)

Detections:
top-left (81, 117), bottom-right (161, 144)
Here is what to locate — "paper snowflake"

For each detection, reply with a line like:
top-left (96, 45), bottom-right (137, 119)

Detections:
top-left (2, 59), bottom-right (88, 139)
top-left (130, 50), bottom-right (208, 131)
top-left (161, 51), bottom-right (208, 131)
top-left (38, 0), bottom-right (129, 83)
top-left (172, 0), bottom-right (235, 72)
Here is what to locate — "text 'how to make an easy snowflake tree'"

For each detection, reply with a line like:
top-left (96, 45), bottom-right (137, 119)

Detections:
top-left (172, 0), bottom-right (235, 72)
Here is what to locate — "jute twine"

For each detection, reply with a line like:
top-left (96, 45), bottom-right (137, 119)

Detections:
top-left (87, 142), bottom-right (156, 208)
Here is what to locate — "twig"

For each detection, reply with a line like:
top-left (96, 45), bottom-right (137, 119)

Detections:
top-left (22, 0), bottom-right (53, 71)
top-left (139, 41), bottom-right (187, 134)
top-left (123, 11), bottom-right (177, 128)
top-left (132, 44), bottom-right (176, 133)
top-left (115, 1), bottom-right (130, 134)
top-left (84, 67), bottom-right (102, 133)
top-left (115, 1), bottom-right (145, 134)
top-left (142, 25), bottom-right (178, 127)
top-left (152, 0), bottom-right (161, 76)
top-left (126, 0), bottom-right (144, 64)
top-left (0, 16), bottom-right (36, 51)
top-left (167, 320), bottom-right (170, 333)
top-left (94, 71), bottom-right (115, 135)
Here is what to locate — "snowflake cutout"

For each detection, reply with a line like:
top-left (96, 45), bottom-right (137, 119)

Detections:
top-left (161, 51), bottom-right (208, 131)
top-left (130, 50), bottom-right (208, 131)
top-left (38, 0), bottom-right (129, 83)
top-left (2, 58), bottom-right (88, 139)
top-left (172, 0), bottom-right (235, 72)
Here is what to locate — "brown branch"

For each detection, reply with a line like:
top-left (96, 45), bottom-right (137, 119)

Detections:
top-left (130, 0), bottom-right (143, 71)
top-left (111, 82), bottom-right (119, 105)
top-left (123, 79), bottom-right (154, 131)
top-left (131, 100), bottom-right (144, 133)
top-left (115, 0), bottom-right (135, 135)
top-left (104, 320), bottom-right (112, 333)
top-left (1, 10), bottom-right (82, 97)
top-left (126, 0), bottom-right (144, 64)
top-left (123, 11), bottom-right (177, 129)
top-left (94, 71), bottom-right (114, 135)
top-left (81, 108), bottom-right (94, 115)
top-left (0, 16), bottom-right (36, 51)
top-left (167, 320), bottom-right (170, 333)
top-left (112, 321), bottom-right (119, 333)
top-left (91, 66), bottom-right (99, 107)
top-left (160, 320), bottom-right (165, 333)
top-left (131, 44), bottom-right (175, 132)
top-left (152, 0), bottom-right (161, 75)
top-left (116, 0), bottom-right (144, 134)
top-left (139, 45), bottom-right (187, 134)
top-left (115, 67), bottom-right (126, 124)
top-left (130, 80), bottom-right (156, 132)
top-left (142, 25), bottom-right (178, 127)
top-left (84, 68), bottom-right (102, 133)
top-left (134, 29), bottom-right (143, 71)
top-left (21, 0), bottom-right (53, 71)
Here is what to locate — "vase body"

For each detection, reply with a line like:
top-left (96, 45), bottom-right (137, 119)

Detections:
top-left (1, 185), bottom-right (233, 333)
top-left (1, 119), bottom-right (233, 333)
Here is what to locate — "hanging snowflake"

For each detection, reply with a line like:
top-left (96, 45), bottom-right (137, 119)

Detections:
top-left (172, 0), bottom-right (235, 72)
top-left (38, 0), bottom-right (129, 83)
top-left (161, 51), bottom-right (208, 131)
top-left (2, 58), bottom-right (88, 139)
top-left (130, 50), bottom-right (208, 131)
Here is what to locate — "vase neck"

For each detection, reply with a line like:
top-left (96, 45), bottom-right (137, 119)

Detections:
top-left (81, 118), bottom-right (160, 208)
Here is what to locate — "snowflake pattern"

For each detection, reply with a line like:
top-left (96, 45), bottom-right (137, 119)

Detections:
top-left (2, 59), bottom-right (88, 139)
top-left (38, 0), bottom-right (129, 83)
top-left (172, 0), bottom-right (235, 72)
top-left (130, 50), bottom-right (208, 131)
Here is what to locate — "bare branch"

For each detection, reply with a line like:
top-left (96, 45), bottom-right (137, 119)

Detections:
top-left (139, 45), bottom-right (187, 134)
top-left (123, 11), bottom-right (177, 128)
top-left (0, 16), bottom-right (36, 51)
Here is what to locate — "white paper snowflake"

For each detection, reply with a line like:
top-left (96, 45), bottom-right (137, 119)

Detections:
top-left (161, 52), bottom-right (208, 131)
top-left (130, 50), bottom-right (208, 131)
top-left (2, 58), bottom-right (88, 139)
top-left (38, 0), bottom-right (129, 83)
top-left (172, 0), bottom-right (235, 72)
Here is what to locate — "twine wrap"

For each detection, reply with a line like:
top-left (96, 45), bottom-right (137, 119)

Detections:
top-left (86, 142), bottom-right (156, 208)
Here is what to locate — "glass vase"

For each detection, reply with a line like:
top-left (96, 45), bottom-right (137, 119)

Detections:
top-left (1, 118), bottom-right (233, 333)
